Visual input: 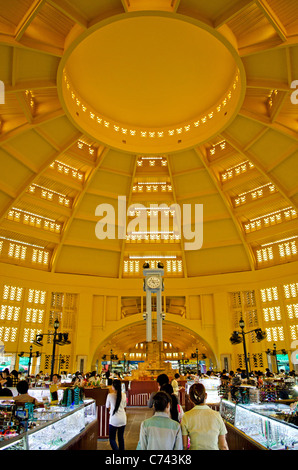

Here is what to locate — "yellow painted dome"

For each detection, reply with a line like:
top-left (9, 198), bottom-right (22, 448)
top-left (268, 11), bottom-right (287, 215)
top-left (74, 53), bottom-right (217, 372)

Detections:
top-left (0, 0), bottom-right (297, 282)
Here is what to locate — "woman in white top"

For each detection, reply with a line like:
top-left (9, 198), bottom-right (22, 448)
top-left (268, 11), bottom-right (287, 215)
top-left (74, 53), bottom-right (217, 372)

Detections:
top-left (105, 379), bottom-right (127, 450)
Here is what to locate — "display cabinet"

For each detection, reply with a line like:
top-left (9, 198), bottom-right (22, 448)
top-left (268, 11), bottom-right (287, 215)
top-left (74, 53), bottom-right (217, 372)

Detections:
top-left (185, 378), bottom-right (221, 411)
top-left (0, 399), bottom-right (97, 450)
top-left (220, 399), bottom-right (236, 425)
top-left (234, 402), bottom-right (298, 450)
top-left (185, 378), bottom-right (221, 404)
top-left (220, 399), bottom-right (298, 450)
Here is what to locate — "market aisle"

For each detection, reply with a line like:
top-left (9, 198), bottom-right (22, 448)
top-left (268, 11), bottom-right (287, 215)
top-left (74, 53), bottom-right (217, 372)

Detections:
top-left (97, 407), bottom-right (153, 451)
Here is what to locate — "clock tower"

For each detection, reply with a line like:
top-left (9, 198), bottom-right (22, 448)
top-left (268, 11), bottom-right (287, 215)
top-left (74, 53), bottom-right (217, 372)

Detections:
top-left (143, 265), bottom-right (164, 343)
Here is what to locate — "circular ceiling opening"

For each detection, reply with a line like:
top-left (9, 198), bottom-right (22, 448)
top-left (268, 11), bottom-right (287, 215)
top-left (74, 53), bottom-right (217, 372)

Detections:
top-left (59, 12), bottom-right (245, 153)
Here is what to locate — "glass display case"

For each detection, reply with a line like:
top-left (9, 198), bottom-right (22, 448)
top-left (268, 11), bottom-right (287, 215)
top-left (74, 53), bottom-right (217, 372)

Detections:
top-left (0, 399), bottom-right (96, 450)
top-left (29, 388), bottom-right (64, 403)
top-left (220, 399), bottom-right (236, 425)
top-left (186, 378), bottom-right (221, 404)
top-left (220, 399), bottom-right (298, 450)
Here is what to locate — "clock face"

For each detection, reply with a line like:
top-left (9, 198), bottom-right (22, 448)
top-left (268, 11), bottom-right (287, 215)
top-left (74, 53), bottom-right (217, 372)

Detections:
top-left (146, 276), bottom-right (161, 289)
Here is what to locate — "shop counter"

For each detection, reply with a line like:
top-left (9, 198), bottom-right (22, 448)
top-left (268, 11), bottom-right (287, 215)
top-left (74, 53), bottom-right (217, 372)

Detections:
top-left (84, 387), bottom-right (109, 439)
top-left (0, 399), bottom-right (97, 450)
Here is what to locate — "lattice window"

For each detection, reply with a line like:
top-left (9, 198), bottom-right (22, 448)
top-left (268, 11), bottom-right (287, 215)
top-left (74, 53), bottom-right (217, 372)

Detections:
top-left (283, 283), bottom-right (298, 299)
top-left (2, 285), bottom-right (23, 302)
top-left (49, 292), bottom-right (77, 330)
top-left (260, 286), bottom-right (279, 303)
top-left (0, 326), bottom-right (18, 342)
top-left (286, 303), bottom-right (298, 320)
top-left (263, 306), bottom-right (282, 323)
top-left (25, 308), bottom-right (44, 324)
top-left (23, 327), bottom-right (42, 343)
top-left (246, 309), bottom-right (259, 328)
top-left (0, 285), bottom-right (23, 343)
top-left (31, 248), bottom-right (49, 265)
top-left (59, 354), bottom-right (71, 372)
top-left (243, 291), bottom-right (256, 307)
top-left (236, 353), bottom-right (245, 369)
top-left (231, 292), bottom-right (242, 309)
top-left (289, 324), bottom-right (298, 341)
top-left (8, 243), bottom-right (27, 260)
top-left (44, 355), bottom-right (51, 371)
top-left (0, 305), bottom-right (20, 322)
top-left (251, 353), bottom-right (264, 369)
top-left (265, 326), bottom-right (285, 342)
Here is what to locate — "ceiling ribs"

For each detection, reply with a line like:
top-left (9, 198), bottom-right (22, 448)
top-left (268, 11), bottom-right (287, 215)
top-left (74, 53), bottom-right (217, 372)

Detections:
top-left (194, 146), bottom-right (256, 271)
top-left (50, 145), bottom-right (110, 272)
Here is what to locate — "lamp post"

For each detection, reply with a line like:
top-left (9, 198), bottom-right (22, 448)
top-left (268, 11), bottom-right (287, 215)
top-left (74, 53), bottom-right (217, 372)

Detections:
top-left (101, 350), bottom-right (118, 373)
top-left (18, 345), bottom-right (41, 377)
top-left (33, 318), bottom-right (70, 380)
top-left (191, 349), bottom-right (207, 373)
top-left (230, 318), bottom-right (266, 379)
top-left (239, 318), bottom-right (249, 379)
top-left (265, 343), bottom-right (287, 374)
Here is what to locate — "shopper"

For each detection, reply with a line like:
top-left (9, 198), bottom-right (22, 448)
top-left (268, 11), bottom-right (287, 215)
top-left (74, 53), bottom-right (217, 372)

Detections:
top-left (160, 383), bottom-right (184, 422)
top-left (147, 373), bottom-right (169, 408)
top-left (13, 380), bottom-right (43, 406)
top-left (171, 373), bottom-right (180, 398)
top-left (137, 391), bottom-right (183, 450)
top-left (181, 383), bottom-right (228, 450)
top-left (105, 379), bottom-right (127, 451)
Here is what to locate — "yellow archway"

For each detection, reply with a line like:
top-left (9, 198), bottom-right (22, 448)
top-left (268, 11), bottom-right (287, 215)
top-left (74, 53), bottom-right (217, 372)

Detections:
top-left (90, 313), bottom-right (219, 372)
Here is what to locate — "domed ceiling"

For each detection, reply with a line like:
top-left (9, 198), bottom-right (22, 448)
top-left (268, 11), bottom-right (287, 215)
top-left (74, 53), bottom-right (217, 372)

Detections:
top-left (0, 0), bottom-right (298, 280)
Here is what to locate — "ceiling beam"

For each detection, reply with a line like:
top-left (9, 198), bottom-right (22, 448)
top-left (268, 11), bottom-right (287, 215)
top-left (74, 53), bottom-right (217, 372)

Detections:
top-left (213, 0), bottom-right (255, 29)
top-left (220, 131), bottom-right (298, 212)
top-left (50, 146), bottom-right (110, 272)
top-left (246, 78), bottom-right (290, 92)
top-left (239, 108), bottom-right (298, 142)
top-left (14, 0), bottom-right (47, 41)
top-left (0, 132), bottom-right (83, 222)
top-left (194, 146), bottom-right (255, 271)
top-left (5, 79), bottom-right (57, 94)
top-left (118, 155), bottom-right (138, 279)
top-left (256, 0), bottom-right (287, 42)
top-left (47, 0), bottom-right (88, 29)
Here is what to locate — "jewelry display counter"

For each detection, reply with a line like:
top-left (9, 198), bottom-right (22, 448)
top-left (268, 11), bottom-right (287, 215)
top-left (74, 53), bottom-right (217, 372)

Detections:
top-left (0, 399), bottom-right (97, 450)
top-left (220, 399), bottom-right (298, 450)
top-left (185, 378), bottom-right (221, 411)
top-left (84, 387), bottom-right (109, 439)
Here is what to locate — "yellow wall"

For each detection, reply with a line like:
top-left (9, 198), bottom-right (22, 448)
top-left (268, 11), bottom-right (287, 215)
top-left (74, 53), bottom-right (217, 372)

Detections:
top-left (1, 260), bottom-right (298, 374)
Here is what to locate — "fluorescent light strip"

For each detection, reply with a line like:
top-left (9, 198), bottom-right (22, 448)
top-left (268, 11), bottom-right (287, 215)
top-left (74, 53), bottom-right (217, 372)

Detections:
top-left (32, 184), bottom-right (68, 198)
top-left (261, 236), bottom-right (298, 247)
top-left (0, 236), bottom-right (45, 249)
top-left (11, 207), bottom-right (56, 223)
top-left (238, 183), bottom-right (273, 197)
top-left (130, 231), bottom-right (175, 235)
top-left (250, 207), bottom-right (293, 222)
top-left (129, 255), bottom-right (177, 259)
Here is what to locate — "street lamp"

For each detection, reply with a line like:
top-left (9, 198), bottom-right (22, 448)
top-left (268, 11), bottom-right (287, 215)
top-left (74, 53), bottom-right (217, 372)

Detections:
top-left (230, 317), bottom-right (266, 379)
top-left (191, 349), bottom-right (207, 372)
top-left (33, 319), bottom-right (70, 380)
top-left (101, 350), bottom-right (118, 373)
top-left (18, 345), bottom-right (41, 376)
top-left (265, 343), bottom-right (287, 374)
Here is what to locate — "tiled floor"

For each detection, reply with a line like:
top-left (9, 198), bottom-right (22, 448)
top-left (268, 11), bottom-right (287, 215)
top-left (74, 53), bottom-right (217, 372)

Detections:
top-left (97, 407), bottom-right (153, 451)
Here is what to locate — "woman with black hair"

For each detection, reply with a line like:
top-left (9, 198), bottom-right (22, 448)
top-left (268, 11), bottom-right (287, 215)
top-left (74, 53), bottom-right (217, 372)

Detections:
top-left (181, 383), bottom-right (228, 450)
top-left (105, 379), bottom-right (127, 450)
top-left (160, 383), bottom-right (184, 422)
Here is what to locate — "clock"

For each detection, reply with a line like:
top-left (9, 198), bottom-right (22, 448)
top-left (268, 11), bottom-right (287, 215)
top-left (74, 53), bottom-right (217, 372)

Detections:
top-left (146, 276), bottom-right (161, 289)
